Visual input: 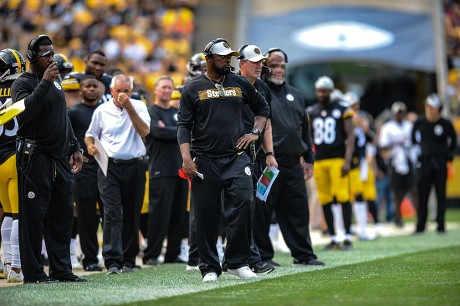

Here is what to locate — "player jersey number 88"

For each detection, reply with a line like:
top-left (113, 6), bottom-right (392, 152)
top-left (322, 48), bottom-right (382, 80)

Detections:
top-left (307, 102), bottom-right (353, 161)
top-left (313, 116), bottom-right (336, 145)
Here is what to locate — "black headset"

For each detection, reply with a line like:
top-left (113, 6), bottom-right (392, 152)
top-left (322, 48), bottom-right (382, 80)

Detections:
top-left (264, 48), bottom-right (288, 63)
top-left (27, 34), bottom-right (52, 62)
top-left (203, 38), bottom-right (228, 57)
top-left (237, 44), bottom-right (249, 60)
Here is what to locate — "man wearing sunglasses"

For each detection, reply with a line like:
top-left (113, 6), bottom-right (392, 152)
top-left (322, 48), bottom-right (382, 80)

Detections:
top-left (177, 38), bottom-right (269, 282)
top-left (11, 34), bottom-right (85, 283)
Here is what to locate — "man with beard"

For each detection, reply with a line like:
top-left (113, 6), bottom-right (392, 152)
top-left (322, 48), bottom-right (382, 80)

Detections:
top-left (259, 48), bottom-right (324, 265)
top-left (11, 34), bottom-right (85, 283)
top-left (177, 38), bottom-right (269, 282)
top-left (307, 76), bottom-right (355, 250)
top-left (68, 75), bottom-right (104, 271)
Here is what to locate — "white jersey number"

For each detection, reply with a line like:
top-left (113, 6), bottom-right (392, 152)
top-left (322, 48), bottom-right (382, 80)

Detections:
top-left (0, 99), bottom-right (19, 137)
top-left (313, 117), bottom-right (336, 145)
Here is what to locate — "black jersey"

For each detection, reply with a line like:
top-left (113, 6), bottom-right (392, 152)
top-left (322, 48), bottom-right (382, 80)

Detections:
top-left (145, 104), bottom-right (182, 178)
top-left (68, 101), bottom-right (101, 157)
top-left (241, 77), bottom-right (271, 155)
top-left (11, 72), bottom-right (79, 158)
top-left (177, 73), bottom-right (269, 159)
top-left (265, 80), bottom-right (314, 166)
top-left (351, 126), bottom-right (366, 169)
top-left (307, 100), bottom-right (353, 161)
top-left (0, 80), bottom-right (18, 163)
top-left (412, 117), bottom-right (457, 161)
top-left (99, 73), bottom-right (112, 103)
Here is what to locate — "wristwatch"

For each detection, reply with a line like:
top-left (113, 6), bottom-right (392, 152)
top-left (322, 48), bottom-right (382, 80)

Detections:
top-left (251, 128), bottom-right (261, 138)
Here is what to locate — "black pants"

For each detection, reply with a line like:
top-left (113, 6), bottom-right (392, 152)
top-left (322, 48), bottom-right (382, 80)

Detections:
top-left (17, 150), bottom-right (74, 282)
top-left (98, 160), bottom-right (145, 269)
top-left (74, 161), bottom-right (103, 268)
top-left (416, 158), bottom-right (448, 232)
top-left (143, 176), bottom-right (188, 262)
top-left (253, 163), bottom-right (317, 262)
top-left (192, 153), bottom-right (253, 276)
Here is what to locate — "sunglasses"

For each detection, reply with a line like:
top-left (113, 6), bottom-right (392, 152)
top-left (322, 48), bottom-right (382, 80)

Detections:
top-left (214, 83), bottom-right (225, 99)
top-left (38, 50), bottom-right (55, 60)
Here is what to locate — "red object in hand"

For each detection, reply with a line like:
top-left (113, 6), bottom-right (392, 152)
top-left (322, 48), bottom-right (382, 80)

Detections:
top-left (178, 168), bottom-right (192, 190)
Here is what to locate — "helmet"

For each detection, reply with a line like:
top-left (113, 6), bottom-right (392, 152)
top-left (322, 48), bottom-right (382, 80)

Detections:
top-left (187, 53), bottom-right (207, 78)
top-left (0, 48), bottom-right (26, 83)
top-left (62, 72), bottom-right (85, 91)
top-left (54, 53), bottom-right (74, 72)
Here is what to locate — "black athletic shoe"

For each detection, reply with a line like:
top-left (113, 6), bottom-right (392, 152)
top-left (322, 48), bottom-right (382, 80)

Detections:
top-left (143, 258), bottom-right (159, 266)
top-left (120, 266), bottom-right (133, 273)
top-left (265, 259), bottom-right (281, 267)
top-left (56, 274), bottom-right (87, 282)
top-left (324, 241), bottom-right (341, 250)
top-left (250, 261), bottom-right (275, 274)
top-left (84, 264), bottom-right (102, 272)
top-left (164, 257), bottom-right (187, 264)
top-left (106, 266), bottom-right (120, 275)
top-left (342, 240), bottom-right (353, 250)
top-left (30, 276), bottom-right (59, 284)
top-left (133, 264), bottom-right (142, 270)
top-left (293, 258), bottom-right (325, 266)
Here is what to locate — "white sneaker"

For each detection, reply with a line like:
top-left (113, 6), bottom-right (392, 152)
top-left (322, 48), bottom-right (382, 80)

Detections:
top-left (375, 223), bottom-right (388, 237)
top-left (227, 266), bottom-right (257, 280)
top-left (358, 232), bottom-right (376, 241)
top-left (178, 243), bottom-right (190, 263)
top-left (2, 263), bottom-right (11, 280)
top-left (71, 254), bottom-right (83, 270)
top-left (202, 272), bottom-right (218, 282)
top-left (7, 269), bottom-right (24, 283)
top-left (186, 264), bottom-right (200, 271)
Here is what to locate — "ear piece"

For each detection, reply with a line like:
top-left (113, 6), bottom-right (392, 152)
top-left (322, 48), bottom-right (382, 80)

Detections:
top-left (264, 48), bottom-right (288, 63)
top-left (203, 38), bottom-right (228, 57)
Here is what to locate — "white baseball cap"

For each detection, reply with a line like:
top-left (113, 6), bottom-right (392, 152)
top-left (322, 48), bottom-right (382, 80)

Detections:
top-left (206, 40), bottom-right (239, 57)
top-left (391, 101), bottom-right (407, 114)
top-left (237, 45), bottom-right (269, 62)
top-left (343, 92), bottom-right (360, 106)
top-left (425, 93), bottom-right (442, 109)
top-left (315, 76), bottom-right (334, 90)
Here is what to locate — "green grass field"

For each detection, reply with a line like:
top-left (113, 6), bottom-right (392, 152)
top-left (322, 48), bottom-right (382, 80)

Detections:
top-left (1, 209), bottom-right (460, 306)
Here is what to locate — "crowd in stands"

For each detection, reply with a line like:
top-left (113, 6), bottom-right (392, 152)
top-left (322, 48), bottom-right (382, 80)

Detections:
top-left (0, 0), bottom-right (197, 93)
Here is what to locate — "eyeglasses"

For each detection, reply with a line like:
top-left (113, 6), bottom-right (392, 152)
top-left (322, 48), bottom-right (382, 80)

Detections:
top-left (214, 83), bottom-right (225, 99)
top-left (38, 50), bottom-right (55, 60)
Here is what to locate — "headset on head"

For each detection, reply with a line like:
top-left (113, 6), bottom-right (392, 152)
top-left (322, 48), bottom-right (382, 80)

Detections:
top-left (237, 44), bottom-right (249, 60)
top-left (203, 38), bottom-right (228, 57)
top-left (264, 48), bottom-right (288, 63)
top-left (27, 34), bottom-right (52, 62)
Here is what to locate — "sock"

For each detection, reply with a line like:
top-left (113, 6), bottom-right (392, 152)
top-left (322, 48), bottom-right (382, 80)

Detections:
top-left (322, 203), bottom-right (336, 236)
top-left (41, 239), bottom-right (48, 259)
top-left (332, 204), bottom-right (345, 239)
top-left (10, 219), bottom-right (21, 269)
top-left (367, 200), bottom-right (380, 223)
top-left (353, 201), bottom-right (368, 236)
top-left (269, 224), bottom-right (280, 243)
top-left (342, 202), bottom-right (353, 235)
top-left (1, 216), bottom-right (13, 263)
top-left (70, 238), bottom-right (77, 256)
